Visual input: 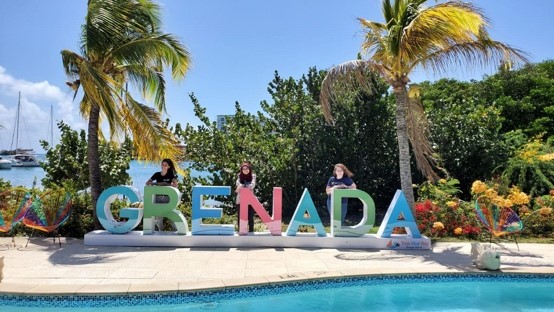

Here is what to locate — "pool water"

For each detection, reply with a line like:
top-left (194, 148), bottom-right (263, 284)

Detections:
top-left (2, 274), bottom-right (554, 311)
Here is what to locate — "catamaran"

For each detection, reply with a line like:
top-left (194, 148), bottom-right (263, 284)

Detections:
top-left (5, 92), bottom-right (41, 167)
top-left (0, 156), bottom-right (12, 169)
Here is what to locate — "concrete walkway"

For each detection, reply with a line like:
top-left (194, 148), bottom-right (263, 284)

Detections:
top-left (0, 237), bottom-right (552, 295)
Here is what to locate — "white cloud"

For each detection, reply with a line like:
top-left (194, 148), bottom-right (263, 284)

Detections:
top-left (0, 66), bottom-right (84, 151)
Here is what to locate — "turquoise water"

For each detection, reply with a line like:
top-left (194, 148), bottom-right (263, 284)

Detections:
top-left (2, 275), bottom-right (554, 311)
top-left (0, 159), bottom-right (199, 191)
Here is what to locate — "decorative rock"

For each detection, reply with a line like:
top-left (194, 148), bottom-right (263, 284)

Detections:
top-left (471, 242), bottom-right (501, 270)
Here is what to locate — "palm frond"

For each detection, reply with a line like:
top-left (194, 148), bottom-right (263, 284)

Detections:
top-left (402, 1), bottom-right (529, 74)
top-left (418, 40), bottom-right (529, 76)
top-left (121, 97), bottom-right (183, 166)
top-left (406, 84), bottom-right (438, 182)
top-left (319, 60), bottom-right (387, 124)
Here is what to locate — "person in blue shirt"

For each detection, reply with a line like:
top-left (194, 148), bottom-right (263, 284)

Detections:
top-left (326, 163), bottom-right (357, 222)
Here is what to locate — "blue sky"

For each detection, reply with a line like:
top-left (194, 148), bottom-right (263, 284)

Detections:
top-left (0, 0), bottom-right (553, 152)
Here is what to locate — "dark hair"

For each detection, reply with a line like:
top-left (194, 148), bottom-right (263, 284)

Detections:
top-left (162, 158), bottom-right (176, 174)
top-left (238, 161), bottom-right (253, 184)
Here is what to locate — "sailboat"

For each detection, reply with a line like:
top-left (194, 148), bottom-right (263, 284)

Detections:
top-left (8, 92), bottom-right (41, 167)
top-left (0, 156), bottom-right (12, 169)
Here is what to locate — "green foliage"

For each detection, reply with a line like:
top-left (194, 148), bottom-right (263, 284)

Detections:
top-left (421, 79), bottom-right (510, 198)
top-left (521, 192), bottom-right (554, 237)
top-left (478, 60), bottom-right (554, 140)
top-left (500, 135), bottom-right (554, 197)
top-left (179, 67), bottom-right (398, 221)
top-left (40, 121), bottom-right (132, 190)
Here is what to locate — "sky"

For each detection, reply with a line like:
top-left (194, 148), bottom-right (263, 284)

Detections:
top-left (0, 0), bottom-right (553, 152)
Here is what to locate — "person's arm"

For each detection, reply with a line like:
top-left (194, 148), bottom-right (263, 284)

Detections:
top-left (146, 173), bottom-right (157, 186)
top-left (249, 174), bottom-right (257, 189)
top-left (346, 177), bottom-right (356, 189)
top-left (325, 177), bottom-right (334, 195)
top-left (235, 174), bottom-right (242, 193)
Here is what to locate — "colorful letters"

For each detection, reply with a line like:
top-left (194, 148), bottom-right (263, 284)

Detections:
top-left (95, 185), bottom-right (421, 239)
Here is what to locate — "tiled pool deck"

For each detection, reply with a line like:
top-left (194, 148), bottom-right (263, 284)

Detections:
top-left (0, 237), bottom-right (552, 295)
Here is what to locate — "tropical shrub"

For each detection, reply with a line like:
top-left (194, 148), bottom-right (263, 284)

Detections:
top-left (470, 180), bottom-right (554, 238)
top-left (499, 134), bottom-right (554, 197)
top-left (519, 190), bottom-right (554, 237)
top-left (415, 179), bottom-right (482, 239)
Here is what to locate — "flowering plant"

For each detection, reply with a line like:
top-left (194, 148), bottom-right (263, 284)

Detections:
top-left (414, 178), bottom-right (482, 238)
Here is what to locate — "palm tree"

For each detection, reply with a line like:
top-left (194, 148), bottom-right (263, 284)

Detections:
top-left (61, 0), bottom-right (191, 227)
top-left (320, 0), bottom-right (528, 211)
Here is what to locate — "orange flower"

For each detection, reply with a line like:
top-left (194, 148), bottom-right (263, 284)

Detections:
top-left (433, 222), bottom-right (445, 231)
top-left (454, 227), bottom-right (463, 235)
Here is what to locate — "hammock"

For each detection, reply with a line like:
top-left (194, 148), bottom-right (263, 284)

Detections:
top-left (474, 196), bottom-right (523, 248)
top-left (23, 189), bottom-right (72, 247)
top-left (0, 188), bottom-right (32, 247)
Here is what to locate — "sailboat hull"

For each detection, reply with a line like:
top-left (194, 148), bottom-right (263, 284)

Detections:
top-left (11, 154), bottom-right (41, 167)
top-left (0, 158), bottom-right (12, 169)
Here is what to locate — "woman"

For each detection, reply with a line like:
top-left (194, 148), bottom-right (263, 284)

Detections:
top-left (146, 158), bottom-right (178, 187)
top-left (235, 161), bottom-right (257, 232)
top-left (326, 163), bottom-right (356, 222)
top-left (146, 158), bottom-right (178, 231)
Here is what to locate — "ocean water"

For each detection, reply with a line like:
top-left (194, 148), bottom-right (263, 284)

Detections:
top-left (0, 158), bottom-right (198, 192)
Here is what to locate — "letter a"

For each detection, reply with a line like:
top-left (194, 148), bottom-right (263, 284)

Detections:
top-left (286, 189), bottom-right (326, 237)
top-left (376, 190), bottom-right (422, 238)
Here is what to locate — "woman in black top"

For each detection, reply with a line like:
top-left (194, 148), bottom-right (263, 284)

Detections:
top-left (146, 158), bottom-right (178, 230)
top-left (146, 158), bottom-right (178, 187)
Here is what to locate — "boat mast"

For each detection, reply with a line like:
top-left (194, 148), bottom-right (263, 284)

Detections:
top-left (9, 91), bottom-right (21, 152)
top-left (49, 104), bottom-right (54, 146)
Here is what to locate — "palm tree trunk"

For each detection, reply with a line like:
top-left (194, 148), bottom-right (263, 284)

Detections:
top-left (88, 104), bottom-right (102, 229)
top-left (392, 83), bottom-right (416, 212)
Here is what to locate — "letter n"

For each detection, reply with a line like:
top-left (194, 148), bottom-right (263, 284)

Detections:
top-left (239, 187), bottom-right (282, 235)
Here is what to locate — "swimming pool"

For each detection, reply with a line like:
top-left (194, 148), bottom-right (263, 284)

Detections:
top-left (1, 273), bottom-right (553, 311)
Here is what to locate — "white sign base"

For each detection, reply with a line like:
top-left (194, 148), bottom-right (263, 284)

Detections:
top-left (84, 230), bottom-right (431, 250)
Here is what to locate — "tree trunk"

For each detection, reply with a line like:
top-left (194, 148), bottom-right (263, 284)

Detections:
top-left (392, 83), bottom-right (416, 213)
top-left (88, 104), bottom-right (102, 229)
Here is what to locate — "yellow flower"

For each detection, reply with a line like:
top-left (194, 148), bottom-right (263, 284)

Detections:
top-left (471, 181), bottom-right (488, 194)
top-left (507, 192), bottom-right (530, 206)
top-left (433, 222), bottom-right (445, 231)
top-left (485, 188), bottom-right (499, 201)
top-left (446, 201), bottom-right (458, 208)
top-left (439, 179), bottom-right (447, 184)
top-left (454, 227), bottom-right (463, 235)
top-left (538, 153), bottom-right (554, 161)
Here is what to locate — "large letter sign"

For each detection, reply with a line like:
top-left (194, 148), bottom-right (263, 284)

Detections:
top-left (143, 186), bottom-right (188, 235)
top-left (239, 187), bottom-right (282, 235)
top-left (377, 190), bottom-right (421, 238)
top-left (90, 185), bottom-right (430, 250)
top-left (192, 186), bottom-right (234, 235)
top-left (286, 189), bottom-right (326, 237)
top-left (330, 189), bottom-right (375, 237)
top-left (97, 186), bottom-right (143, 234)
